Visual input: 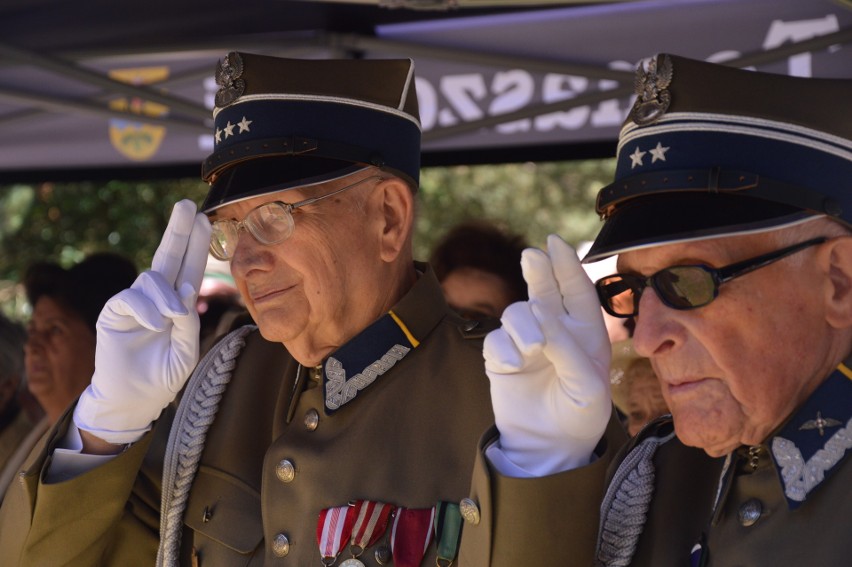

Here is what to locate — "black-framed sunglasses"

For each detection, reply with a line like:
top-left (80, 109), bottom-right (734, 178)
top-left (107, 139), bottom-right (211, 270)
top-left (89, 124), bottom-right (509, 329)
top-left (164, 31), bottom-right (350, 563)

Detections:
top-left (595, 236), bottom-right (828, 318)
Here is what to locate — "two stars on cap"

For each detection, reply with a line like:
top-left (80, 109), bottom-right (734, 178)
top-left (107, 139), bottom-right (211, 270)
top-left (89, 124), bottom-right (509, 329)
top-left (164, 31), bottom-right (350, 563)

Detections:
top-left (629, 141), bottom-right (670, 169)
top-left (215, 116), bottom-right (253, 144)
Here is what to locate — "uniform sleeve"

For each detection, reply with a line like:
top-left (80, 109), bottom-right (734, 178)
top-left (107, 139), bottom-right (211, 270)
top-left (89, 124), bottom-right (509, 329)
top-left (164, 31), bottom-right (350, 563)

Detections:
top-left (458, 414), bottom-right (627, 567)
top-left (0, 408), bottom-right (161, 567)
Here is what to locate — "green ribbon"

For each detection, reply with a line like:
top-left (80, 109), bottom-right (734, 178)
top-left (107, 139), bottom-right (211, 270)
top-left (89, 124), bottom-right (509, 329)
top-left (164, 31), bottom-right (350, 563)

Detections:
top-left (434, 502), bottom-right (463, 565)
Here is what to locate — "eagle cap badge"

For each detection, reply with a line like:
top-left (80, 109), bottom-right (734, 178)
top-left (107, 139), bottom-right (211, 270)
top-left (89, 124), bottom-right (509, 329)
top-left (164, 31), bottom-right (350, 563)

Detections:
top-left (214, 52), bottom-right (245, 108)
top-left (630, 54), bottom-right (673, 126)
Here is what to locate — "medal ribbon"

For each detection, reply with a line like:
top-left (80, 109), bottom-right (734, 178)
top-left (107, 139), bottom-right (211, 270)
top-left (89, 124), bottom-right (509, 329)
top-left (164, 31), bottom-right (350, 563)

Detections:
top-left (390, 506), bottom-right (435, 567)
top-left (433, 502), bottom-right (463, 566)
top-left (317, 504), bottom-right (357, 563)
top-left (349, 500), bottom-right (394, 556)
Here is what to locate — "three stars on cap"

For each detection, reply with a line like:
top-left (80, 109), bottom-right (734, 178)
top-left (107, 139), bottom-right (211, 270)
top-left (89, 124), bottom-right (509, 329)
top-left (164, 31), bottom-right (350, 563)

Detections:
top-left (215, 116), bottom-right (253, 145)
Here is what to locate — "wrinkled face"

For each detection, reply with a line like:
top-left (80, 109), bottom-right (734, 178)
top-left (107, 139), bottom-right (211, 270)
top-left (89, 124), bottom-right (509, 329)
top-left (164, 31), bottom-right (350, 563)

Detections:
top-left (622, 232), bottom-right (834, 456)
top-left (210, 172), bottom-right (384, 359)
top-left (440, 267), bottom-right (515, 320)
top-left (24, 296), bottom-right (96, 412)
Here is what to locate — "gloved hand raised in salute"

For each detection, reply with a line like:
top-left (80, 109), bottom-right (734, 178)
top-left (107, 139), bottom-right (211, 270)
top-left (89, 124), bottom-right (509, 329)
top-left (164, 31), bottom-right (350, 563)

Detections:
top-left (74, 199), bottom-right (212, 448)
top-left (484, 234), bottom-right (612, 476)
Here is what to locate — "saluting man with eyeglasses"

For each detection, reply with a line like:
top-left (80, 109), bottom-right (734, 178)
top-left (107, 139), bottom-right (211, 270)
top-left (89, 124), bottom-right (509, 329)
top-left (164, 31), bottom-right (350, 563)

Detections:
top-left (0, 53), bottom-right (496, 566)
top-left (458, 54), bottom-right (852, 567)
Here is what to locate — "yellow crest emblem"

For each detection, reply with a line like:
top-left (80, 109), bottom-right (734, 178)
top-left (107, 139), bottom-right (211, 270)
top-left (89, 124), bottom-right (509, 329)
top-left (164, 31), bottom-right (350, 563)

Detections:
top-left (108, 67), bottom-right (169, 161)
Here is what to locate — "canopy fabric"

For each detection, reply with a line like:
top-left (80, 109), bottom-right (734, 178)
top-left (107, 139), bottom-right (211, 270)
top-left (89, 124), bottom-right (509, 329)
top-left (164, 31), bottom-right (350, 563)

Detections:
top-left (0, 0), bottom-right (849, 182)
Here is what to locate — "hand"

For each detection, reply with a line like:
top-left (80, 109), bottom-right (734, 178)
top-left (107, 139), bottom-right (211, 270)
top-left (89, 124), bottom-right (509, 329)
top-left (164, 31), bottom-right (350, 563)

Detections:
top-left (74, 200), bottom-right (212, 445)
top-left (484, 234), bottom-right (612, 475)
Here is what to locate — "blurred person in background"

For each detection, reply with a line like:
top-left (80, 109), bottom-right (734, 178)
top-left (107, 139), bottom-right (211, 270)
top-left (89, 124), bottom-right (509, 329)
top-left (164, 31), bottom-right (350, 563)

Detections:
top-left (1, 253), bottom-right (136, 500)
top-left (0, 313), bottom-right (28, 465)
top-left (22, 253), bottom-right (137, 425)
top-left (609, 338), bottom-right (669, 436)
top-left (430, 220), bottom-right (528, 320)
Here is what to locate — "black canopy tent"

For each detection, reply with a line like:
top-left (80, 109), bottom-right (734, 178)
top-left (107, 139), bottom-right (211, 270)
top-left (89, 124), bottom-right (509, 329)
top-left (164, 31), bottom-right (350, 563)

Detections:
top-left (0, 0), bottom-right (850, 184)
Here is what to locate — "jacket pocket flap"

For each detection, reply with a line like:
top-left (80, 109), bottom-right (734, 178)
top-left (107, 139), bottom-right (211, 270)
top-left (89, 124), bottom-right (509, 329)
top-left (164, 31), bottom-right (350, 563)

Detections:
top-left (184, 465), bottom-right (263, 554)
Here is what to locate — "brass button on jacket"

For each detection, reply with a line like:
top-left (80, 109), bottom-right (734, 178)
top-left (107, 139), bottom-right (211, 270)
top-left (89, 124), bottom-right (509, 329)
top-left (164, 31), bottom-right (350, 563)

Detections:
top-left (272, 533), bottom-right (290, 557)
top-left (276, 459), bottom-right (296, 483)
top-left (460, 497), bottom-right (481, 525)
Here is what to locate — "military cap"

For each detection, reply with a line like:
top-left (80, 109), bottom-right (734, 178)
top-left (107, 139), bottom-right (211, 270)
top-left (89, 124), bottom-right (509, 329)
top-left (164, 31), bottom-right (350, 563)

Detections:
top-left (584, 53), bottom-right (852, 262)
top-left (201, 52), bottom-right (421, 213)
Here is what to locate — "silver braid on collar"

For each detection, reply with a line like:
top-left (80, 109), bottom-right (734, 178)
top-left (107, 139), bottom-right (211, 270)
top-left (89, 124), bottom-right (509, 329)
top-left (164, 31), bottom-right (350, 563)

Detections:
top-left (595, 431), bottom-right (675, 567)
top-left (157, 325), bottom-right (255, 567)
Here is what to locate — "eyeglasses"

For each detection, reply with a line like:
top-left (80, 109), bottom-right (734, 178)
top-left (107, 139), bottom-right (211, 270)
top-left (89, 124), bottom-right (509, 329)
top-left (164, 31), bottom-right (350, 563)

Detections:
top-left (209, 175), bottom-right (382, 261)
top-left (595, 236), bottom-right (828, 318)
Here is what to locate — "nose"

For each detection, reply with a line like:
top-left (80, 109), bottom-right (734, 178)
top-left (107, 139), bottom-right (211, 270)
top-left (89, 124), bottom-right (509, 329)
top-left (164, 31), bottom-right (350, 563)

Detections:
top-left (228, 229), bottom-right (274, 279)
top-left (631, 287), bottom-right (682, 359)
top-left (24, 331), bottom-right (46, 358)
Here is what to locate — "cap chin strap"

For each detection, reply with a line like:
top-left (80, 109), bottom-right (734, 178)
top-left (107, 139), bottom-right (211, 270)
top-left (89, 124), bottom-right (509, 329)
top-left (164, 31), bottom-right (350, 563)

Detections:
top-left (596, 166), bottom-right (843, 222)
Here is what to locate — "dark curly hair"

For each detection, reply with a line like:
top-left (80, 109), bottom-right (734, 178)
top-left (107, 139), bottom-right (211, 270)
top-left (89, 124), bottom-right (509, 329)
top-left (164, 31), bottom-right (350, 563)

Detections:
top-left (429, 220), bottom-right (529, 303)
top-left (24, 252), bottom-right (138, 333)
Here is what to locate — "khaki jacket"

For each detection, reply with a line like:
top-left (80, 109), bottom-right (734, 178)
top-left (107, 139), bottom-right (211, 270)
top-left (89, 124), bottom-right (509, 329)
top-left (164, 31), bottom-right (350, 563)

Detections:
top-left (0, 265), bottom-right (496, 566)
top-left (458, 366), bottom-right (852, 566)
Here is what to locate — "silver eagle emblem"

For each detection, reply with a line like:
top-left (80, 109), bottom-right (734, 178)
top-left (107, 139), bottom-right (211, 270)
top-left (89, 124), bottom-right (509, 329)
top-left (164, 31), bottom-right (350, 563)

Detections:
top-left (630, 54), bottom-right (673, 126)
top-left (214, 52), bottom-right (245, 108)
top-left (799, 411), bottom-right (843, 437)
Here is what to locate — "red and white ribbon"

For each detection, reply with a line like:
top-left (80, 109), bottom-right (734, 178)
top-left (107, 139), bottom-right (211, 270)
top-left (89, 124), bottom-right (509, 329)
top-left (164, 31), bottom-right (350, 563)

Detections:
top-left (317, 504), bottom-right (356, 563)
top-left (390, 506), bottom-right (435, 567)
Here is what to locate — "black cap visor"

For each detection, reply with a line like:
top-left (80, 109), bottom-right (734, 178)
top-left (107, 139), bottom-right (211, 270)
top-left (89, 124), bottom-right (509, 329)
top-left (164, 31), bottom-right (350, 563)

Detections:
top-left (584, 193), bottom-right (816, 263)
top-left (202, 156), bottom-right (364, 213)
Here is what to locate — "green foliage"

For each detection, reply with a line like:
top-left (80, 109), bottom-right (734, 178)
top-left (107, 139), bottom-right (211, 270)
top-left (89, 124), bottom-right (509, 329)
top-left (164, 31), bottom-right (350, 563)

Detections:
top-left (0, 179), bottom-right (208, 318)
top-left (0, 159), bottom-right (614, 318)
top-left (415, 159), bottom-right (614, 257)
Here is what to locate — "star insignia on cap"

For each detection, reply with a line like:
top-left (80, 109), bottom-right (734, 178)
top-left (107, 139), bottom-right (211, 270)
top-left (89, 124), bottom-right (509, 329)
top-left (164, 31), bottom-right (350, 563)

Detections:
top-left (223, 121), bottom-right (236, 139)
top-left (237, 116), bottom-right (252, 133)
top-left (629, 146), bottom-right (647, 169)
top-left (215, 128), bottom-right (222, 144)
top-left (649, 142), bottom-right (670, 163)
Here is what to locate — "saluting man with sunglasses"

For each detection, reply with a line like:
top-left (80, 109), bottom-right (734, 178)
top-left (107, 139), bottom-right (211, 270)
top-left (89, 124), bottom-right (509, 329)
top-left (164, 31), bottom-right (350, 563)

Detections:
top-left (0, 53), bottom-right (496, 566)
top-left (458, 54), bottom-right (852, 567)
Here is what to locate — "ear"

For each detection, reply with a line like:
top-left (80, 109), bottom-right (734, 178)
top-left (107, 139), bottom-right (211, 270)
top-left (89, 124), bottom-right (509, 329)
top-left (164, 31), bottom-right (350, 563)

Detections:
top-left (820, 237), bottom-right (852, 329)
top-left (373, 177), bottom-right (414, 263)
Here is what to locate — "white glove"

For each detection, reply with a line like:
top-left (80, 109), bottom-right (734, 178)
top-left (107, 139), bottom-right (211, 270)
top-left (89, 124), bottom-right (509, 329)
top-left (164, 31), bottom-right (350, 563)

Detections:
top-left (485, 234), bottom-right (612, 475)
top-left (74, 200), bottom-right (212, 445)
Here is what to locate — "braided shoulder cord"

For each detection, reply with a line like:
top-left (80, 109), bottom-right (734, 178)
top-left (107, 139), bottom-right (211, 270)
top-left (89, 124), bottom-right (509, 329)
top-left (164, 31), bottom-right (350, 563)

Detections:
top-left (594, 431), bottom-right (675, 567)
top-left (156, 325), bottom-right (255, 567)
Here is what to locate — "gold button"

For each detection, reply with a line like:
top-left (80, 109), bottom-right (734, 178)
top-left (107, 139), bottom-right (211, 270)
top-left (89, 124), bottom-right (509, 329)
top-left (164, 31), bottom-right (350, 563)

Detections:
top-left (459, 497), bottom-right (481, 525)
top-left (272, 533), bottom-right (290, 557)
top-left (276, 459), bottom-right (296, 483)
top-left (304, 409), bottom-right (320, 431)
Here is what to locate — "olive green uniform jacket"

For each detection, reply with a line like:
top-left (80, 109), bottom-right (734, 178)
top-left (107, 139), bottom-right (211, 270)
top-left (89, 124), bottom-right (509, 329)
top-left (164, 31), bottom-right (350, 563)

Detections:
top-left (458, 364), bottom-right (852, 566)
top-left (0, 265), bottom-right (495, 566)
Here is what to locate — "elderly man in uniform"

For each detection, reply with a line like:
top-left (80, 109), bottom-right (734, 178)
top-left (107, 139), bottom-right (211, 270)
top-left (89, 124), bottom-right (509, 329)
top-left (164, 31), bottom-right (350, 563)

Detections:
top-left (0, 53), bottom-right (494, 566)
top-left (457, 54), bottom-right (852, 566)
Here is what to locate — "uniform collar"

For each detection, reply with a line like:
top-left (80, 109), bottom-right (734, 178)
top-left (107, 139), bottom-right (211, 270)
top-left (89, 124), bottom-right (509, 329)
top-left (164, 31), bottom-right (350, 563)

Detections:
top-left (322, 262), bottom-right (447, 414)
top-left (770, 360), bottom-right (852, 508)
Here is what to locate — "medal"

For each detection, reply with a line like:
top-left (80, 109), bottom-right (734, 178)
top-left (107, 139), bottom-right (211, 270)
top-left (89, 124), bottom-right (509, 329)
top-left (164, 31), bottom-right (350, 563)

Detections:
top-left (390, 506), bottom-right (435, 567)
top-left (317, 504), bottom-right (356, 565)
top-left (345, 500), bottom-right (394, 565)
top-left (433, 502), bottom-right (463, 566)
